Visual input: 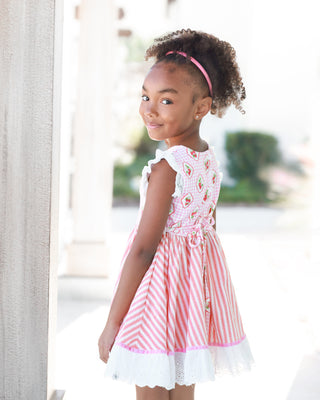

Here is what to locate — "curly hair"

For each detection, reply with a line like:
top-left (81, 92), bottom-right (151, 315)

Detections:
top-left (145, 29), bottom-right (246, 118)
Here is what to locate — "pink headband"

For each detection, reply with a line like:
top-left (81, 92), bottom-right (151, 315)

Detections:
top-left (166, 51), bottom-right (213, 97)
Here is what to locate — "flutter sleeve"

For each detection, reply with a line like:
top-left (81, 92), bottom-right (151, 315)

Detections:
top-left (139, 148), bottom-right (184, 209)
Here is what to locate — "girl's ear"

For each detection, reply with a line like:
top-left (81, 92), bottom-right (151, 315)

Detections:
top-left (194, 96), bottom-right (212, 120)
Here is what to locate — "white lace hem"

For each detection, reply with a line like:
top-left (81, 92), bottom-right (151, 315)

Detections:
top-left (104, 337), bottom-right (254, 390)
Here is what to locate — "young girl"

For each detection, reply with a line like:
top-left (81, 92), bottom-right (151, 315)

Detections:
top-left (98, 29), bottom-right (254, 399)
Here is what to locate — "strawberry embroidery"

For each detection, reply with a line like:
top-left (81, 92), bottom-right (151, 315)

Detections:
top-left (208, 202), bottom-right (216, 216)
top-left (181, 193), bottom-right (193, 208)
top-left (169, 203), bottom-right (174, 216)
top-left (212, 171), bottom-right (217, 185)
top-left (203, 189), bottom-right (210, 202)
top-left (197, 175), bottom-right (204, 192)
top-left (204, 158), bottom-right (210, 171)
top-left (183, 162), bottom-right (194, 178)
top-left (187, 148), bottom-right (199, 160)
top-left (190, 207), bottom-right (199, 220)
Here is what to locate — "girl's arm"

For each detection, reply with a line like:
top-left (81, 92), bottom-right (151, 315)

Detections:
top-left (98, 159), bottom-right (176, 362)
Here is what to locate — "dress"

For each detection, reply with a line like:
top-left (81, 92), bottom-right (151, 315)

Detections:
top-left (104, 144), bottom-right (254, 389)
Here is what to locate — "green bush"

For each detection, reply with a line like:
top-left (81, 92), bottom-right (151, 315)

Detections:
top-left (113, 127), bottom-right (158, 200)
top-left (135, 126), bottom-right (158, 157)
top-left (225, 131), bottom-right (281, 181)
top-left (113, 164), bottom-right (139, 198)
top-left (219, 179), bottom-right (271, 204)
top-left (221, 131), bottom-right (282, 204)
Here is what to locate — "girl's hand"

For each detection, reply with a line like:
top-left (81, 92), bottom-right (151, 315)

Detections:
top-left (98, 321), bottom-right (120, 363)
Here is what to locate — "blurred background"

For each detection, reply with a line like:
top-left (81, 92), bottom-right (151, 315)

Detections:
top-left (55, 0), bottom-right (320, 399)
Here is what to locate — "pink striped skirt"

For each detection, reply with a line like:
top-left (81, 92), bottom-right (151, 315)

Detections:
top-left (104, 226), bottom-right (254, 389)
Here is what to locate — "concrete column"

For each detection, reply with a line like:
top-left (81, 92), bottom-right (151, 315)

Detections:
top-left (66, 0), bottom-right (116, 277)
top-left (0, 1), bottom-right (63, 399)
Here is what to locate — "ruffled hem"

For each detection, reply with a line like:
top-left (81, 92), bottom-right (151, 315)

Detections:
top-left (104, 337), bottom-right (254, 390)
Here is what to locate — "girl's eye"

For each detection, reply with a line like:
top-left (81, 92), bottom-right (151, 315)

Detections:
top-left (141, 95), bottom-right (149, 101)
top-left (161, 99), bottom-right (172, 105)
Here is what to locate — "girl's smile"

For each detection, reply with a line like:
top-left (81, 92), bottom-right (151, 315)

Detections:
top-left (139, 62), bottom-right (203, 148)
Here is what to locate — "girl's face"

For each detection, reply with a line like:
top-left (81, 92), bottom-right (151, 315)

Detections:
top-left (139, 61), bottom-right (202, 146)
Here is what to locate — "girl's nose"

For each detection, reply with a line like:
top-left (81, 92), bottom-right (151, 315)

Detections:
top-left (144, 103), bottom-right (157, 117)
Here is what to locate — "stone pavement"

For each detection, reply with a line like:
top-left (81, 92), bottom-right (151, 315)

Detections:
top-left (56, 206), bottom-right (320, 400)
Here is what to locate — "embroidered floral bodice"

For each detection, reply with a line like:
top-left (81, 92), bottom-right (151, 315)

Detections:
top-left (139, 145), bottom-right (223, 233)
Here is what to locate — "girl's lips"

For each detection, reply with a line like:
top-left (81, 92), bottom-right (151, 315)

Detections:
top-left (146, 123), bottom-right (162, 129)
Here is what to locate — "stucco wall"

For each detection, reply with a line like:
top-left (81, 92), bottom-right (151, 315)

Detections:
top-left (0, 1), bottom-right (62, 399)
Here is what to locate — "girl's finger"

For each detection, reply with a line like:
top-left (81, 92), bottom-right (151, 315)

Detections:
top-left (103, 353), bottom-right (110, 363)
top-left (99, 346), bottom-right (110, 363)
